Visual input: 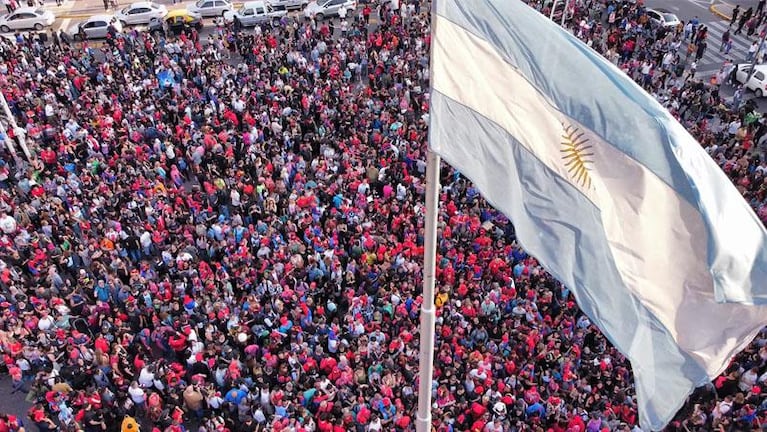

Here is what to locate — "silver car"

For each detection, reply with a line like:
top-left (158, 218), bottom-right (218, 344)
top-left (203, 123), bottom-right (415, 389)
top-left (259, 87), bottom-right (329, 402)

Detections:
top-left (303, 0), bottom-right (356, 20)
top-left (0, 7), bottom-right (55, 33)
top-left (267, 0), bottom-right (307, 10)
top-left (115, 2), bottom-right (168, 26)
top-left (68, 15), bottom-right (123, 40)
top-left (187, 0), bottom-right (233, 17)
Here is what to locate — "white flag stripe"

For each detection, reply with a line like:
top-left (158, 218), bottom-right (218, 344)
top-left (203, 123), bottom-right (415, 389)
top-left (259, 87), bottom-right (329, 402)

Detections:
top-left (432, 13), bottom-right (767, 375)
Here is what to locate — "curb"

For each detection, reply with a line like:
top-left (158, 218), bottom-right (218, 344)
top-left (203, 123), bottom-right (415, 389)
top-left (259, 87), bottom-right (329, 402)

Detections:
top-left (710, 2), bottom-right (732, 21)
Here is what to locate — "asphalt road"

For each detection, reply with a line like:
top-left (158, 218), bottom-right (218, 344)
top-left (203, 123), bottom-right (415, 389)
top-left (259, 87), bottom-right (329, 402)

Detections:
top-left (644, 0), bottom-right (762, 20)
top-left (0, 375), bottom-right (37, 432)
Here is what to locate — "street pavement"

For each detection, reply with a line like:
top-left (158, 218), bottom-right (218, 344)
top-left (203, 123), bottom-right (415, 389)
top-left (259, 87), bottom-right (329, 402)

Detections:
top-left (645, 0), bottom-right (767, 110)
top-left (644, 0), bottom-right (751, 76)
top-left (2, 0), bottom-right (294, 39)
top-left (0, 375), bottom-right (36, 432)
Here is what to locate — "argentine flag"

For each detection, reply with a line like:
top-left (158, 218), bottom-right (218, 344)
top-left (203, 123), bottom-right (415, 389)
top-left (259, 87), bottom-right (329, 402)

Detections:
top-left (429, 0), bottom-right (767, 429)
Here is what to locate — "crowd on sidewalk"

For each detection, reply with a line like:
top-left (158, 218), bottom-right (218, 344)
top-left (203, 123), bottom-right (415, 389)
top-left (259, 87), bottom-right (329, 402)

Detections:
top-left (0, 0), bottom-right (766, 432)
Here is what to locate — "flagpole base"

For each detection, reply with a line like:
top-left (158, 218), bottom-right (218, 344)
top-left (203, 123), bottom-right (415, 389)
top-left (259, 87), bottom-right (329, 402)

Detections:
top-left (416, 414), bottom-right (432, 432)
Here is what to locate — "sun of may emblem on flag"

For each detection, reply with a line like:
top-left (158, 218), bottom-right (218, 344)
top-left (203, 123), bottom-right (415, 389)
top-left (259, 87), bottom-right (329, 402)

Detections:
top-left (561, 123), bottom-right (594, 189)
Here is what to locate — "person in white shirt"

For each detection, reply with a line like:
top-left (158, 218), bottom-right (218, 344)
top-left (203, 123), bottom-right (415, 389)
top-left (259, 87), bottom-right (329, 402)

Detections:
top-left (368, 414), bottom-right (382, 431)
top-left (207, 391), bottom-right (224, 411)
top-left (740, 366), bottom-right (759, 392)
top-left (0, 212), bottom-right (16, 234)
top-left (128, 381), bottom-right (146, 406)
top-left (138, 365), bottom-right (155, 388)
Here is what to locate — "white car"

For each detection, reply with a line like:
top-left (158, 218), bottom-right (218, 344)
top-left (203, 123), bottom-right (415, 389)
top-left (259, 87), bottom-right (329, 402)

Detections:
top-left (646, 8), bottom-right (680, 28)
top-left (68, 15), bottom-right (123, 40)
top-left (0, 7), bottom-right (55, 32)
top-left (224, 1), bottom-right (287, 26)
top-left (188, 0), bottom-right (233, 17)
top-left (268, 0), bottom-right (308, 10)
top-left (303, 0), bottom-right (356, 20)
top-left (735, 64), bottom-right (767, 97)
top-left (115, 2), bottom-right (168, 26)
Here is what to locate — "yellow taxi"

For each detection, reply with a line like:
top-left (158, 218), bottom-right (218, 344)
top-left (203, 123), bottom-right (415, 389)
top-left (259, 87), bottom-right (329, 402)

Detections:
top-left (148, 9), bottom-right (203, 36)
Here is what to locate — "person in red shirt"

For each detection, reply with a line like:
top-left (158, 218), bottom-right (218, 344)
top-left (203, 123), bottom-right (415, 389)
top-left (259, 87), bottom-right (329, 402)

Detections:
top-left (168, 331), bottom-right (187, 356)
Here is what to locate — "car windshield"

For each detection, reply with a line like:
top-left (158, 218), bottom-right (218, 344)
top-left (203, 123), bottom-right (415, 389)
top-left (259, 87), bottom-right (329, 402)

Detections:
top-left (34, 8), bottom-right (45, 14)
top-left (194, 0), bottom-right (205, 6)
top-left (663, 13), bottom-right (677, 22)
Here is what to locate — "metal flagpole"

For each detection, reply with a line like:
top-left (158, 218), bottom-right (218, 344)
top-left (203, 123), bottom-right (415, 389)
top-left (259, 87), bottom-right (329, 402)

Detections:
top-left (417, 1), bottom-right (441, 428)
top-left (415, 149), bottom-right (440, 432)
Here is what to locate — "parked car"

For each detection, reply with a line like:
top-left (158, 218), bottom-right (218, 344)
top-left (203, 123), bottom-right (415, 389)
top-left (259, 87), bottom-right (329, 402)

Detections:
top-left (224, 1), bottom-right (286, 27)
top-left (646, 8), bottom-right (680, 28)
top-left (267, 0), bottom-right (308, 10)
top-left (148, 9), bottom-right (202, 36)
top-left (0, 7), bottom-right (55, 32)
top-left (303, 0), bottom-right (355, 20)
top-left (115, 2), bottom-right (168, 26)
top-left (68, 15), bottom-right (122, 40)
top-left (735, 64), bottom-right (767, 97)
top-left (187, 0), bottom-right (233, 17)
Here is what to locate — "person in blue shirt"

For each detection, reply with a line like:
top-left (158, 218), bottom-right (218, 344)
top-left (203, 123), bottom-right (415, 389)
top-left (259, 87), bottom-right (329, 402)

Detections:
top-left (224, 387), bottom-right (248, 406)
top-left (377, 397), bottom-right (396, 422)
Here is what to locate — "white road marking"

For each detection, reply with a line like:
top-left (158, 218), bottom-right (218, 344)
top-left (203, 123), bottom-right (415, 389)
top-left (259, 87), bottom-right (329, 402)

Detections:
top-left (686, 0), bottom-right (715, 10)
top-left (57, 18), bottom-right (71, 32)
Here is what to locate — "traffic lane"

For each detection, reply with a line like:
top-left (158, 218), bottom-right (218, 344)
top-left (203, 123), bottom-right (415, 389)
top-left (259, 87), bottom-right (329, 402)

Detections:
top-left (644, 0), bottom-right (764, 23)
top-left (718, 80), bottom-right (767, 111)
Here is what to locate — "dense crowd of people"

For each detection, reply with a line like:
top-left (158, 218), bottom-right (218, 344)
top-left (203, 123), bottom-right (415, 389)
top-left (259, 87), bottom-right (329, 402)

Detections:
top-left (0, 0), bottom-right (766, 431)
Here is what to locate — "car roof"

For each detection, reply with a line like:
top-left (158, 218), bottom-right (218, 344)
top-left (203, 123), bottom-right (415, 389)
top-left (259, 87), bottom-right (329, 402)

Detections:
top-left (9, 6), bottom-right (41, 13)
top-left (88, 14), bottom-right (115, 21)
top-left (167, 8), bottom-right (194, 17)
top-left (740, 63), bottom-right (767, 71)
top-left (129, 2), bottom-right (156, 8)
top-left (242, 1), bottom-right (265, 7)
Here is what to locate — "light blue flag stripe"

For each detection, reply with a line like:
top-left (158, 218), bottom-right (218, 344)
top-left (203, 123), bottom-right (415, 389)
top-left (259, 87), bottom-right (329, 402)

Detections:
top-left (431, 89), bottom-right (710, 431)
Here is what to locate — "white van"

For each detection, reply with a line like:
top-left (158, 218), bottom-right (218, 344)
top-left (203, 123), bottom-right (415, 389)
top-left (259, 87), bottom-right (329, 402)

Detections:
top-left (735, 64), bottom-right (767, 97)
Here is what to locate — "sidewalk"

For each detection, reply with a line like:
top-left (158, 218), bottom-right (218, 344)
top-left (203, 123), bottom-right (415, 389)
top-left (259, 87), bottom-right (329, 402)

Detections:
top-left (710, 1), bottom-right (736, 21)
top-left (43, 0), bottom-right (239, 19)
